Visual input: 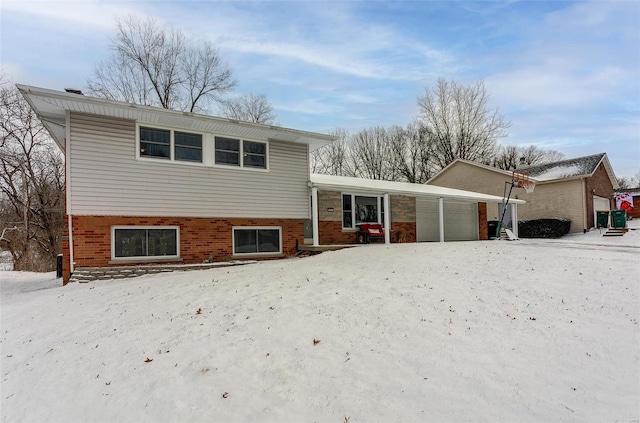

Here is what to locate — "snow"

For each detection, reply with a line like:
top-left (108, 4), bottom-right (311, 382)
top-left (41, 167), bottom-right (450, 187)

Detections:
top-left (528, 164), bottom-right (583, 181)
top-left (2, 224), bottom-right (639, 422)
top-left (0, 251), bottom-right (12, 271)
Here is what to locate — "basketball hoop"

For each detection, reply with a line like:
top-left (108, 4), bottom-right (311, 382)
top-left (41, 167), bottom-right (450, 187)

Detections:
top-left (512, 171), bottom-right (535, 193)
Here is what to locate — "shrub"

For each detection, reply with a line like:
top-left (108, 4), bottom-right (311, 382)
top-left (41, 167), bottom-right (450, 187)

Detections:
top-left (518, 218), bottom-right (571, 238)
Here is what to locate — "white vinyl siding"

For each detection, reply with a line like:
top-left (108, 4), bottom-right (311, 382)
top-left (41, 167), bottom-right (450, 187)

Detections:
top-left (68, 112), bottom-right (310, 218)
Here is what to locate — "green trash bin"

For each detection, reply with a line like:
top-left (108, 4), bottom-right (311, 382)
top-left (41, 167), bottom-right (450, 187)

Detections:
top-left (611, 209), bottom-right (627, 228)
top-left (596, 211), bottom-right (610, 229)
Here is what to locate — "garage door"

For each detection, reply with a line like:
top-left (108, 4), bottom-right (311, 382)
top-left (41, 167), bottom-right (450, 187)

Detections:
top-left (593, 196), bottom-right (610, 228)
top-left (416, 199), bottom-right (478, 242)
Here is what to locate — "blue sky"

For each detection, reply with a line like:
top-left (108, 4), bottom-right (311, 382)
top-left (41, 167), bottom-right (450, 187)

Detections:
top-left (1, 0), bottom-right (639, 177)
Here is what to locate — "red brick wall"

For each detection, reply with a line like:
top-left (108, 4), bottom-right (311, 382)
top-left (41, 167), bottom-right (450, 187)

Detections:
top-left (585, 163), bottom-right (614, 228)
top-left (70, 216), bottom-right (304, 270)
top-left (319, 221), bottom-right (357, 245)
top-left (62, 218), bottom-right (71, 284)
top-left (478, 202), bottom-right (488, 240)
top-left (392, 222), bottom-right (417, 243)
top-left (318, 220), bottom-right (417, 244)
top-left (630, 196), bottom-right (640, 219)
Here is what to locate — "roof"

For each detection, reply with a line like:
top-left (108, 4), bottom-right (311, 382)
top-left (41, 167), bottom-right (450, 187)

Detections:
top-left (16, 84), bottom-right (336, 153)
top-left (518, 153), bottom-right (616, 185)
top-left (614, 187), bottom-right (640, 195)
top-left (428, 153), bottom-right (619, 189)
top-left (310, 174), bottom-right (525, 204)
top-left (426, 159), bottom-right (520, 185)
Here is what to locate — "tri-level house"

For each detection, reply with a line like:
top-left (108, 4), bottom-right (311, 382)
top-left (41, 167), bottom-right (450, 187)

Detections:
top-left (19, 85), bottom-right (522, 283)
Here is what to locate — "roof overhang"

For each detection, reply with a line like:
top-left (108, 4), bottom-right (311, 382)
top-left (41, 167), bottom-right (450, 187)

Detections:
top-left (16, 84), bottom-right (337, 153)
top-left (426, 158), bottom-right (527, 185)
top-left (310, 174), bottom-right (525, 204)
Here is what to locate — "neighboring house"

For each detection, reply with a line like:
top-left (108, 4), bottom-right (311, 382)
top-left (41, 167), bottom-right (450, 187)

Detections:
top-left (614, 188), bottom-right (640, 219)
top-left (426, 153), bottom-right (618, 234)
top-left (19, 85), bottom-right (523, 284)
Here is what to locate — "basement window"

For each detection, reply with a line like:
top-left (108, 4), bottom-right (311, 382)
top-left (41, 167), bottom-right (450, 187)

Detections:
top-left (232, 227), bottom-right (281, 255)
top-left (112, 226), bottom-right (179, 260)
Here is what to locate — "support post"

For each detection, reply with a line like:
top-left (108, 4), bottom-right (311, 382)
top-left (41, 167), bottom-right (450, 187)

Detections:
top-left (311, 187), bottom-right (319, 247)
top-left (383, 193), bottom-right (390, 244)
top-left (438, 197), bottom-right (445, 243)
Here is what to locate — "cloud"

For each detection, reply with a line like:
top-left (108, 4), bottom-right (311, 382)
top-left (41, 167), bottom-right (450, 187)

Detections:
top-left (0, 0), bottom-right (137, 31)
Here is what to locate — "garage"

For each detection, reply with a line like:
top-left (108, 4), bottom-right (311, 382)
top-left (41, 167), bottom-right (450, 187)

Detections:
top-left (593, 196), bottom-right (610, 227)
top-left (416, 199), bottom-right (478, 242)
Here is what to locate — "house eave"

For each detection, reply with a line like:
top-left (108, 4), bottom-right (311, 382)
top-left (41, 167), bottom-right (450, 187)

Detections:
top-left (16, 84), bottom-right (337, 153)
top-left (310, 174), bottom-right (525, 204)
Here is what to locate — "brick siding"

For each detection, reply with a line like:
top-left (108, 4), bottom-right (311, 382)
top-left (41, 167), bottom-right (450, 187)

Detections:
top-left (478, 202), bottom-right (488, 240)
top-left (63, 215), bottom-right (304, 283)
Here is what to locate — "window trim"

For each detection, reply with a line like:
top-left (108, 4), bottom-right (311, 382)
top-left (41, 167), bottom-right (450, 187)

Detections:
top-left (136, 124), bottom-right (204, 166)
top-left (110, 225), bottom-right (181, 262)
top-left (214, 136), bottom-right (269, 172)
top-left (341, 193), bottom-right (385, 230)
top-left (232, 226), bottom-right (282, 256)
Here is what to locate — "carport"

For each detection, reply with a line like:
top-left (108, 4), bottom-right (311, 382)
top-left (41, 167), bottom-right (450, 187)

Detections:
top-left (309, 174), bottom-right (525, 246)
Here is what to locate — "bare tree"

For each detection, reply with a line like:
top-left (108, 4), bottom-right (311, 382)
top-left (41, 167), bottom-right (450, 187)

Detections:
top-left (388, 120), bottom-right (434, 183)
top-left (418, 78), bottom-right (510, 170)
top-left (87, 15), bottom-right (235, 113)
top-left (350, 126), bottom-right (398, 181)
top-left (492, 144), bottom-right (565, 170)
top-left (0, 79), bottom-right (65, 271)
top-left (311, 128), bottom-right (353, 176)
top-left (218, 93), bottom-right (276, 124)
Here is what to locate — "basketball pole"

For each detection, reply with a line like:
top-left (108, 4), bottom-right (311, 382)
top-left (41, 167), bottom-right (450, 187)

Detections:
top-left (496, 181), bottom-right (516, 239)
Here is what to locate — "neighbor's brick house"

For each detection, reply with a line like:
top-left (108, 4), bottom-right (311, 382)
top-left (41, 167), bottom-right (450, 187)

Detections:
top-left (427, 154), bottom-right (618, 233)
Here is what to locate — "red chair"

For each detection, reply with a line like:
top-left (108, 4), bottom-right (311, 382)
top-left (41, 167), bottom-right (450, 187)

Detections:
top-left (356, 223), bottom-right (385, 243)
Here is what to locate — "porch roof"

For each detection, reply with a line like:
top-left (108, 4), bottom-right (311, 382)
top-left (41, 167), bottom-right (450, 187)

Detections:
top-left (310, 174), bottom-right (525, 204)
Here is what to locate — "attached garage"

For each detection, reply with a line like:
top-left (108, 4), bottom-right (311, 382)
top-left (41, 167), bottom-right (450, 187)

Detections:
top-left (416, 199), bottom-right (478, 242)
top-left (592, 195), bottom-right (610, 226)
top-left (309, 174), bottom-right (525, 246)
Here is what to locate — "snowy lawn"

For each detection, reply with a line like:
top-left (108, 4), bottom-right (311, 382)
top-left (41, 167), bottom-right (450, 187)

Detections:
top-left (1, 225), bottom-right (639, 422)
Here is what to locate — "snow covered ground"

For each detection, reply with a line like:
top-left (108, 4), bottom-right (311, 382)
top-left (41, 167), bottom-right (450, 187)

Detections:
top-left (1, 224), bottom-right (639, 422)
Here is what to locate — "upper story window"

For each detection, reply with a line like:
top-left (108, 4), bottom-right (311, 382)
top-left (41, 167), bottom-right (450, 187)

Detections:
top-left (215, 137), bottom-right (267, 170)
top-left (139, 126), bottom-right (202, 163)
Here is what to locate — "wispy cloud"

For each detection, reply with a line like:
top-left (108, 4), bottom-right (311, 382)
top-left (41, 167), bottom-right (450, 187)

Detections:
top-left (1, 0), bottom-right (638, 175)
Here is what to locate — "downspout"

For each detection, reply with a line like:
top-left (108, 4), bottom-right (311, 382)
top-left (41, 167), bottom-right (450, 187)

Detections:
top-left (583, 177), bottom-right (589, 231)
top-left (65, 111), bottom-right (74, 274)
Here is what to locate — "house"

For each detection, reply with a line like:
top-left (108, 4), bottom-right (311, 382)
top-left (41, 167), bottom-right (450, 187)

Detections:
top-left (426, 153), bottom-right (618, 233)
top-left (614, 188), bottom-right (640, 219)
top-left (19, 85), bottom-right (523, 284)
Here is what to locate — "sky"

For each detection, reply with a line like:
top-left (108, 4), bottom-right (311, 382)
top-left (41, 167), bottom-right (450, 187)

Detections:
top-left (1, 0), bottom-right (639, 177)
